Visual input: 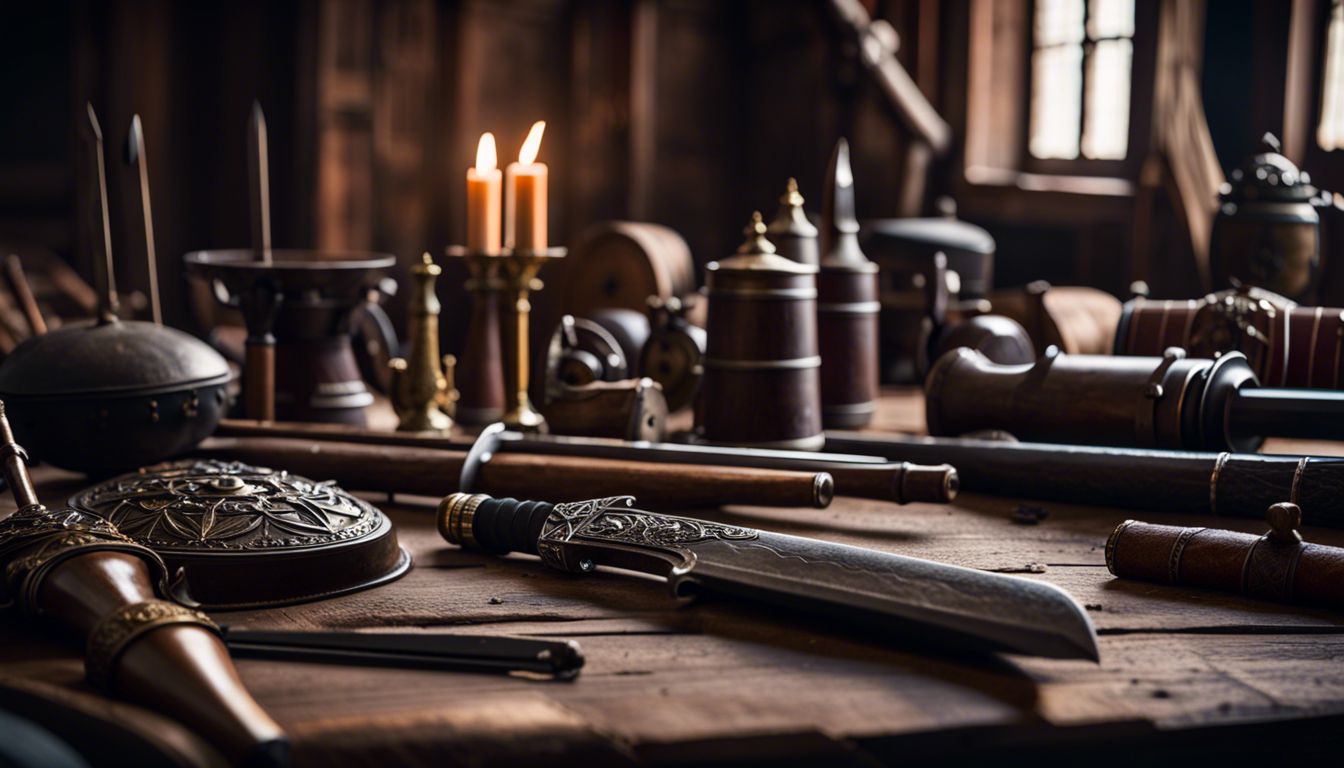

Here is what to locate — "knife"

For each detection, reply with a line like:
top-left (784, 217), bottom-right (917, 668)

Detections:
top-left (438, 494), bottom-right (1100, 661)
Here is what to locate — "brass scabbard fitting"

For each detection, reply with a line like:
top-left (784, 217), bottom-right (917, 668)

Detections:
top-left (85, 599), bottom-right (219, 690)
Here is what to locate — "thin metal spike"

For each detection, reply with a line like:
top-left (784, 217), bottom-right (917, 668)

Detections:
top-left (83, 102), bottom-right (119, 323)
top-left (126, 114), bottom-right (161, 324)
top-left (248, 100), bottom-right (272, 264)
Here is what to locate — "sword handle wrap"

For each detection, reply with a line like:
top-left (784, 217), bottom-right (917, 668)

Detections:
top-left (439, 493), bottom-right (552, 556)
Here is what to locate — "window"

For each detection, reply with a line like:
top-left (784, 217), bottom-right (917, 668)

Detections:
top-left (1320, 0), bottom-right (1344, 151)
top-left (1029, 0), bottom-right (1134, 161)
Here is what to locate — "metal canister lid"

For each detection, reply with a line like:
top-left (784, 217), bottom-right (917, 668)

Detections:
top-left (1220, 134), bottom-right (1322, 205)
top-left (0, 320), bottom-right (231, 399)
top-left (708, 212), bottom-right (818, 278)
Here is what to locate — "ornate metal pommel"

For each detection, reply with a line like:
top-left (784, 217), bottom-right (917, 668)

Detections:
top-left (85, 600), bottom-right (219, 690)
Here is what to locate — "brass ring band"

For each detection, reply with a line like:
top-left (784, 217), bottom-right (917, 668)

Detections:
top-left (437, 493), bottom-right (489, 549)
top-left (85, 600), bottom-right (218, 691)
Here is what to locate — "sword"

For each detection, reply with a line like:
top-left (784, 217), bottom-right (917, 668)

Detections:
top-left (438, 493), bottom-right (1100, 661)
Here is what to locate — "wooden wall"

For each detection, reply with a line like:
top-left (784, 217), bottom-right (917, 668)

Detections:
top-left (0, 0), bottom-right (1329, 344)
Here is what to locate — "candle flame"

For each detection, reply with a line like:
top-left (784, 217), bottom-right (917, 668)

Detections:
top-left (518, 121), bottom-right (546, 165)
top-left (475, 132), bottom-right (497, 173)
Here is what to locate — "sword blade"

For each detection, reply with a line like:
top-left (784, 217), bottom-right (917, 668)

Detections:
top-left (669, 531), bottom-right (1099, 661)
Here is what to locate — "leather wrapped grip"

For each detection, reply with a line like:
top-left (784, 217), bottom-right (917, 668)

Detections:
top-left (438, 494), bottom-right (552, 556)
top-left (1106, 519), bottom-right (1344, 609)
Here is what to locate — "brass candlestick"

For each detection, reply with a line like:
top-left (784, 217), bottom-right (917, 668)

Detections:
top-left (448, 247), bottom-right (506, 424)
top-left (498, 247), bottom-right (565, 432)
top-left (390, 252), bottom-right (455, 432)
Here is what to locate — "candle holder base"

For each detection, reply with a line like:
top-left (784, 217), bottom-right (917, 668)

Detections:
top-left (499, 246), bottom-right (566, 435)
top-left (446, 246), bottom-right (508, 426)
top-left (501, 399), bottom-right (548, 433)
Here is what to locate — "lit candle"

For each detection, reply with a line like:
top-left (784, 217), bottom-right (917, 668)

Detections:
top-left (505, 120), bottom-right (548, 251)
top-left (466, 132), bottom-right (501, 253)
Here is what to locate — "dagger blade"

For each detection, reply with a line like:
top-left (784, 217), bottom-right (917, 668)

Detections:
top-left (674, 531), bottom-right (1099, 661)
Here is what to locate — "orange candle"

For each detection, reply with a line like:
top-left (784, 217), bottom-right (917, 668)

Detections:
top-left (505, 120), bottom-right (548, 251)
top-left (467, 132), bottom-right (501, 253)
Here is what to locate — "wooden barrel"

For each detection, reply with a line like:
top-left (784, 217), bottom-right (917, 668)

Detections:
top-left (563, 222), bottom-right (697, 318)
top-left (701, 234), bottom-right (823, 450)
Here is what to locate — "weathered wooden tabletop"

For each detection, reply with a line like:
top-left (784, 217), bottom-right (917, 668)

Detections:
top-left (4, 390), bottom-right (1344, 767)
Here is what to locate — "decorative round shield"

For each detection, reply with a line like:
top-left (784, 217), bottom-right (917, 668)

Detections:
top-left (69, 459), bottom-right (410, 609)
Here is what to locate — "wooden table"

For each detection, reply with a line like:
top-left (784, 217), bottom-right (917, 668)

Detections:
top-left (4, 389), bottom-right (1344, 766)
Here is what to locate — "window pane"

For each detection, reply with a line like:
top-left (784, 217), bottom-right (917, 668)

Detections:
top-left (1030, 44), bottom-right (1084, 159)
top-left (1320, 0), bottom-right (1344, 151)
top-left (1035, 0), bottom-right (1085, 47)
top-left (1087, 0), bottom-right (1134, 40)
top-left (1082, 38), bottom-right (1132, 159)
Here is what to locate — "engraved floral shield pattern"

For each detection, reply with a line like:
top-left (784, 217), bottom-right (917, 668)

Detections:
top-left (68, 460), bottom-right (378, 551)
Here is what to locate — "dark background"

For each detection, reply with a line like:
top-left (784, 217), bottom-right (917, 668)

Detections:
top-left (0, 0), bottom-right (1338, 343)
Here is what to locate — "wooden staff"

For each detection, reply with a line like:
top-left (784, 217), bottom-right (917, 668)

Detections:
top-left (2, 254), bottom-right (47, 337)
top-left (196, 436), bottom-right (834, 509)
top-left (212, 419), bottom-right (958, 505)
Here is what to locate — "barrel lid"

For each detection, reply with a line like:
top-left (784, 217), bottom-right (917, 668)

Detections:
top-left (863, 216), bottom-right (995, 255)
top-left (0, 319), bottom-right (231, 398)
top-left (68, 459), bottom-right (411, 609)
top-left (710, 212), bottom-right (818, 274)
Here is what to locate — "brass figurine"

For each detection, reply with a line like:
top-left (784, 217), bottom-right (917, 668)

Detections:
top-left (498, 246), bottom-right (565, 432)
top-left (390, 252), bottom-right (456, 432)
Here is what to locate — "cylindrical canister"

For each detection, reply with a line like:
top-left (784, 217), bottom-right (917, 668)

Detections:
top-left (1107, 504), bottom-right (1344, 609)
top-left (924, 346), bottom-right (1261, 452)
top-left (817, 265), bottom-right (880, 428)
top-left (1115, 287), bottom-right (1344, 389)
top-left (817, 140), bottom-right (880, 428)
top-left (701, 213), bottom-right (823, 449)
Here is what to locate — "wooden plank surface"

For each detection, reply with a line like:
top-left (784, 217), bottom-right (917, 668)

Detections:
top-left (4, 389), bottom-right (1344, 766)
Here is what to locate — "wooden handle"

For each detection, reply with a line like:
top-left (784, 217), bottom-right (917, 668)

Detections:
top-left (195, 437), bottom-right (832, 508)
top-left (480, 453), bottom-right (833, 509)
top-left (195, 437), bottom-right (467, 498)
top-left (42, 553), bottom-right (288, 767)
top-left (827, 463), bottom-right (958, 504)
top-left (244, 341), bottom-right (276, 422)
